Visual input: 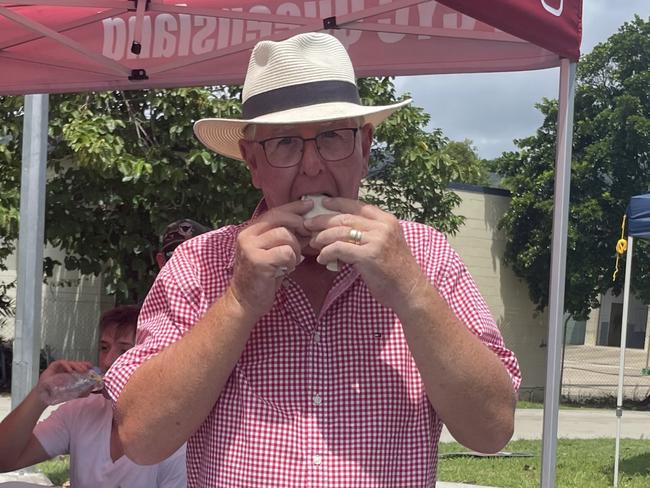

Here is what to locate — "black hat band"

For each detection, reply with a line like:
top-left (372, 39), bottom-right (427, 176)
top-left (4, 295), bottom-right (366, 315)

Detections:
top-left (242, 80), bottom-right (361, 120)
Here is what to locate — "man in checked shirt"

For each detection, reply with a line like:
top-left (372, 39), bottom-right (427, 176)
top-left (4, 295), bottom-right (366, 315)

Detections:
top-left (105, 32), bottom-right (521, 487)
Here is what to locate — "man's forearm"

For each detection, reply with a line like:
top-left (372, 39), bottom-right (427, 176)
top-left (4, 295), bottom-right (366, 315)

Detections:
top-left (116, 288), bottom-right (259, 465)
top-left (0, 389), bottom-right (46, 471)
top-left (396, 278), bottom-right (516, 453)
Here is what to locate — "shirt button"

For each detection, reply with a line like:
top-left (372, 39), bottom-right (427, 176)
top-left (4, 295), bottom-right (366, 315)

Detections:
top-left (313, 394), bottom-right (322, 406)
top-left (313, 332), bottom-right (321, 344)
top-left (312, 454), bottom-right (322, 466)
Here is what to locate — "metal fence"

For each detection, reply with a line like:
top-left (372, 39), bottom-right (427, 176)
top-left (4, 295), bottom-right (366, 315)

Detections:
top-left (561, 344), bottom-right (650, 403)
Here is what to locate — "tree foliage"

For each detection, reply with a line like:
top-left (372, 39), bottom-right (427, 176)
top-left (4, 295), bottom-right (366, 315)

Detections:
top-left (442, 139), bottom-right (491, 186)
top-left (360, 78), bottom-right (482, 234)
top-left (492, 16), bottom-right (650, 319)
top-left (49, 87), bottom-right (263, 302)
top-left (0, 97), bottom-right (21, 326)
top-left (2, 87), bottom-right (258, 303)
top-left (0, 78), bottom-right (482, 304)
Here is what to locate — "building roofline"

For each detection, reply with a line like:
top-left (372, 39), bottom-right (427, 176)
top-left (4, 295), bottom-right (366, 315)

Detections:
top-left (448, 182), bottom-right (511, 197)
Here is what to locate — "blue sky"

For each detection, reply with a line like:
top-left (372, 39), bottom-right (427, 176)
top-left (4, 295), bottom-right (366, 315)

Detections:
top-left (394, 1), bottom-right (650, 159)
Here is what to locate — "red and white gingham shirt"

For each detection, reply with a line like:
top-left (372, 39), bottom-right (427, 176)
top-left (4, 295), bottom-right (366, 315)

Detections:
top-left (105, 211), bottom-right (520, 488)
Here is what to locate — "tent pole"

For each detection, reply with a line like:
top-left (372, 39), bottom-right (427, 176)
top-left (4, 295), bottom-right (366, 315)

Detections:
top-left (646, 327), bottom-right (650, 369)
top-left (540, 58), bottom-right (577, 488)
top-left (614, 236), bottom-right (634, 487)
top-left (11, 94), bottom-right (48, 409)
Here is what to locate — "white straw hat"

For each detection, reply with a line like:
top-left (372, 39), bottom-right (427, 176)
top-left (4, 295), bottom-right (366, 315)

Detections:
top-left (193, 32), bottom-right (411, 161)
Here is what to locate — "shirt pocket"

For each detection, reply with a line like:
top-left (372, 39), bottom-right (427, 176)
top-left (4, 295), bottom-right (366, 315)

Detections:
top-left (328, 308), bottom-right (422, 439)
top-left (233, 310), bottom-right (307, 420)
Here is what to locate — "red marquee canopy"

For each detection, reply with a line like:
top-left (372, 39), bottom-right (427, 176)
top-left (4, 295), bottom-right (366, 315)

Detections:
top-left (0, 0), bottom-right (582, 95)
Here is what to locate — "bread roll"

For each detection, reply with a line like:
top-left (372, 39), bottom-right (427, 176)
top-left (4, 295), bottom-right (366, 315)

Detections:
top-left (302, 194), bottom-right (337, 219)
top-left (302, 194), bottom-right (339, 272)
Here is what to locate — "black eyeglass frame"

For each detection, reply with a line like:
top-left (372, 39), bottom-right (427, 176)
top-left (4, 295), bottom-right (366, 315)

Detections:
top-left (256, 127), bottom-right (360, 168)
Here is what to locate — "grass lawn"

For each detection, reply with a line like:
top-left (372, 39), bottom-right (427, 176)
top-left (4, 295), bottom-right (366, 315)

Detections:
top-left (517, 400), bottom-right (545, 409)
top-left (34, 439), bottom-right (650, 487)
top-left (438, 439), bottom-right (650, 487)
top-left (37, 455), bottom-right (69, 487)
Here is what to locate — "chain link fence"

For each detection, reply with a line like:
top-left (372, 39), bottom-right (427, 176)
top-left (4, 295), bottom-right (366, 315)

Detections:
top-left (562, 344), bottom-right (650, 403)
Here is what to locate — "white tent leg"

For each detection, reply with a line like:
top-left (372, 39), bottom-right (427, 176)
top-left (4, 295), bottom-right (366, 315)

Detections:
top-left (614, 236), bottom-right (634, 487)
top-left (540, 58), bottom-right (577, 488)
top-left (11, 94), bottom-right (48, 409)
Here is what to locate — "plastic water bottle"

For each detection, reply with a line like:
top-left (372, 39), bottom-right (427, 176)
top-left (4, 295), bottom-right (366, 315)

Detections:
top-left (39, 367), bottom-right (104, 406)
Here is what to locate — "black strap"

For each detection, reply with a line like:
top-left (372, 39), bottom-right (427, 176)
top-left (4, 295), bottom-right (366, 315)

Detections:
top-left (242, 80), bottom-right (360, 119)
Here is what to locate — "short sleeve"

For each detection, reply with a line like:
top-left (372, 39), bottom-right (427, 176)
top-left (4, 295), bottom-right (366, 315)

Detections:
top-left (104, 247), bottom-right (205, 404)
top-left (33, 403), bottom-right (73, 457)
top-left (403, 221), bottom-right (522, 391)
top-left (156, 443), bottom-right (187, 487)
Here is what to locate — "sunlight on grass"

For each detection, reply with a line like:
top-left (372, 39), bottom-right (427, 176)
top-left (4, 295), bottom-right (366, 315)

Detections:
top-left (37, 455), bottom-right (69, 487)
top-left (516, 400), bottom-right (544, 409)
top-left (438, 439), bottom-right (650, 488)
top-left (30, 439), bottom-right (650, 487)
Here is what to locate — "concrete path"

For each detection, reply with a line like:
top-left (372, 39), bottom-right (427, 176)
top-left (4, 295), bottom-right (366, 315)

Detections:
top-left (440, 407), bottom-right (650, 442)
top-left (0, 467), bottom-right (53, 486)
top-left (5, 394), bottom-right (649, 440)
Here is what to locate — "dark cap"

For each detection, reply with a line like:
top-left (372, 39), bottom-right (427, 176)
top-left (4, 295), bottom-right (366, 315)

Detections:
top-left (160, 219), bottom-right (211, 254)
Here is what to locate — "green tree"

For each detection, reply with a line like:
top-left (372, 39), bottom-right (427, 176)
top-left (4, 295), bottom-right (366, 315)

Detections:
top-left (360, 78), bottom-right (474, 234)
top-left (492, 16), bottom-right (650, 319)
top-left (0, 97), bottom-right (21, 326)
top-left (442, 139), bottom-right (491, 186)
top-left (0, 78), bottom-right (480, 303)
top-left (2, 87), bottom-right (258, 303)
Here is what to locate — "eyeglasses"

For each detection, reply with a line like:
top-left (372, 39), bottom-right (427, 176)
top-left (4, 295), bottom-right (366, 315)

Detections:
top-left (257, 128), bottom-right (359, 168)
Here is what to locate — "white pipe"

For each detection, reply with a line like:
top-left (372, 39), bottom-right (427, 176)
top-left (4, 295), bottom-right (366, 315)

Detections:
top-left (614, 236), bottom-right (634, 487)
top-left (540, 58), bottom-right (577, 488)
top-left (11, 94), bottom-right (48, 409)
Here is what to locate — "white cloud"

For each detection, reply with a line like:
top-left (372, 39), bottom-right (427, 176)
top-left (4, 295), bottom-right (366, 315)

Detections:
top-left (394, 1), bottom-right (650, 159)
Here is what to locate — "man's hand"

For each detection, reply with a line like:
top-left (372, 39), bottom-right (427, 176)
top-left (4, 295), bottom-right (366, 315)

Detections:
top-left (36, 360), bottom-right (93, 406)
top-left (230, 199), bottom-right (313, 318)
top-left (38, 359), bottom-right (93, 385)
top-left (304, 197), bottom-right (426, 313)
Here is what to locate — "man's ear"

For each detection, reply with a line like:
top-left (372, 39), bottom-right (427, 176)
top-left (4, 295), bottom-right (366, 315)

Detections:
top-left (239, 139), bottom-right (263, 189)
top-left (360, 123), bottom-right (374, 177)
top-left (155, 252), bottom-right (166, 269)
top-left (361, 123), bottom-right (374, 155)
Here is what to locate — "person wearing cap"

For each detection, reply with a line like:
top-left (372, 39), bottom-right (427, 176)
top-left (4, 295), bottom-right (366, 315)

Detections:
top-left (105, 32), bottom-right (520, 487)
top-left (156, 218), bottom-right (211, 269)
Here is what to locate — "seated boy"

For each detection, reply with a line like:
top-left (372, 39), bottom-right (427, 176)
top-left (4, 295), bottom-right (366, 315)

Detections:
top-left (0, 305), bottom-right (186, 487)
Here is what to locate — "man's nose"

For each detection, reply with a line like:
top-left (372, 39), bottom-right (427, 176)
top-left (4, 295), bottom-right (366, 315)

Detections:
top-left (299, 139), bottom-right (325, 176)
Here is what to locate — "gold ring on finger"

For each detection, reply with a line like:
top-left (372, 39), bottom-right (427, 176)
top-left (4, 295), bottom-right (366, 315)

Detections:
top-left (348, 228), bottom-right (363, 245)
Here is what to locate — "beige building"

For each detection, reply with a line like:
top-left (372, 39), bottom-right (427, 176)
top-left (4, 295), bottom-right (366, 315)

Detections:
top-left (450, 184), bottom-right (650, 402)
top-left (448, 184), bottom-right (548, 400)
